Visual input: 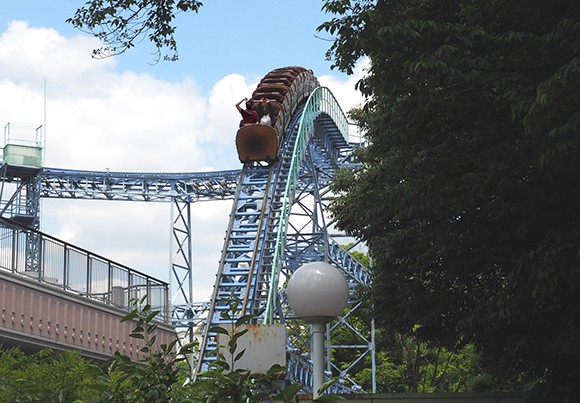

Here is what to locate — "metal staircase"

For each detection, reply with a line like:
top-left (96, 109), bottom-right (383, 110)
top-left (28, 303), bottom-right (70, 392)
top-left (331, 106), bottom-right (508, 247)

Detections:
top-left (196, 104), bottom-right (305, 371)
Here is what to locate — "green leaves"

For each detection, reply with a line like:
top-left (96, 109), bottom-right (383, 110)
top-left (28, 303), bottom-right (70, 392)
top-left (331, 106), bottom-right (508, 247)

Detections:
top-left (99, 296), bottom-right (196, 402)
top-left (0, 347), bottom-right (105, 402)
top-left (67, 0), bottom-right (203, 62)
top-left (0, 293), bottom-right (313, 402)
top-left (323, 0), bottom-right (580, 399)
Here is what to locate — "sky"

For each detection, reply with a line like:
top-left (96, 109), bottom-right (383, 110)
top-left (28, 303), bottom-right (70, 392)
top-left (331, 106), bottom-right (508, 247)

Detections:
top-left (0, 0), bottom-right (368, 303)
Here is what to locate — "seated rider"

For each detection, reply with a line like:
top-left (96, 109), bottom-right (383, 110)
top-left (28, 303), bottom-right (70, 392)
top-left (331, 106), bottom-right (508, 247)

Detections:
top-left (259, 98), bottom-right (272, 126)
top-left (236, 97), bottom-right (259, 127)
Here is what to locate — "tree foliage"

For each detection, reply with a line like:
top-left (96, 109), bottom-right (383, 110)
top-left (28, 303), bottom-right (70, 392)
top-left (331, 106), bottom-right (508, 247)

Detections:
top-left (0, 347), bottom-right (104, 402)
top-left (330, 274), bottom-right (523, 394)
top-left (99, 295), bottom-right (196, 402)
top-left (67, 0), bottom-right (203, 62)
top-left (357, 330), bottom-right (529, 394)
top-left (319, 0), bottom-right (580, 401)
top-left (0, 295), bottom-right (344, 402)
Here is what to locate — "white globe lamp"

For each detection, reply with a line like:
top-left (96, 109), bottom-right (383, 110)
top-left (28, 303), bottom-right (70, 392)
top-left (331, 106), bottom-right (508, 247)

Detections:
top-left (286, 262), bottom-right (349, 397)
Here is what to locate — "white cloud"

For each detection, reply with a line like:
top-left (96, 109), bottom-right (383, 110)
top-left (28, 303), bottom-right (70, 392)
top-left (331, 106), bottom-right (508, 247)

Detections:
top-left (44, 72), bottom-right (211, 172)
top-left (0, 21), bottom-right (114, 92)
top-left (1, 22), bottom-right (365, 303)
top-left (318, 57), bottom-right (369, 113)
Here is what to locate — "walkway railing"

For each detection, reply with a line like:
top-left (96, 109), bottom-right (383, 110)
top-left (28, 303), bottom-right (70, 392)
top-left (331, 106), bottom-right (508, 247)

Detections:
top-left (0, 218), bottom-right (169, 322)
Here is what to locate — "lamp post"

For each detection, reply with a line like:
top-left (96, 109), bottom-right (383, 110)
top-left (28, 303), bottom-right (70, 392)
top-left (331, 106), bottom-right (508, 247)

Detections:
top-left (286, 262), bottom-right (349, 398)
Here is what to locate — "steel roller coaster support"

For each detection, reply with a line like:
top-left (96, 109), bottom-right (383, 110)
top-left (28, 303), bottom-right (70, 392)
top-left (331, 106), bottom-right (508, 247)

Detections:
top-left (0, 73), bottom-right (375, 394)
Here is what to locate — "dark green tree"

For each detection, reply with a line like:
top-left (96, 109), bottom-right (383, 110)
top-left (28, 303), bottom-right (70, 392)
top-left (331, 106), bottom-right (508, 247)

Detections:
top-left (0, 346), bottom-right (105, 402)
top-left (331, 280), bottom-right (522, 394)
top-left (319, 0), bottom-right (580, 401)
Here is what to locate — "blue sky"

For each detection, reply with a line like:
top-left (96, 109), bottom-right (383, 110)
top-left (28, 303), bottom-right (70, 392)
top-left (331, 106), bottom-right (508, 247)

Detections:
top-left (0, 1), bottom-right (367, 302)
top-left (1, 0), bottom-right (344, 92)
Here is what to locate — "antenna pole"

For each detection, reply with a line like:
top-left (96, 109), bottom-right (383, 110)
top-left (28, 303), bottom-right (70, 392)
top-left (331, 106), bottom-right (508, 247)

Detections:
top-left (43, 77), bottom-right (47, 161)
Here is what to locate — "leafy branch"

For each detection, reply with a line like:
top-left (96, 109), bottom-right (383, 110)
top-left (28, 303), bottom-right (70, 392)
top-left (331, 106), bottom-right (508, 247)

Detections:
top-left (66, 0), bottom-right (203, 63)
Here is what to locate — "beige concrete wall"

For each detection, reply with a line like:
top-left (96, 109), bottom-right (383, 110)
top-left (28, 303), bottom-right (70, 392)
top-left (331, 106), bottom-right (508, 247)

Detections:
top-left (0, 271), bottom-right (177, 361)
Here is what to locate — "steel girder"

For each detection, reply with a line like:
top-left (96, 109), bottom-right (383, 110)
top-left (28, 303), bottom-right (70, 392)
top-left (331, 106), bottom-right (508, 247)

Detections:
top-left (38, 168), bottom-right (241, 202)
top-left (0, 164), bottom-right (43, 272)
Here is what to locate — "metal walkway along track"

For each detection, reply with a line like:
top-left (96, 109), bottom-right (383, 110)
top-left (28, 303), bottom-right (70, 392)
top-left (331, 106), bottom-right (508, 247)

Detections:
top-left (196, 104), bottom-right (306, 369)
top-left (37, 169), bottom-right (241, 202)
top-left (0, 66), bottom-right (374, 393)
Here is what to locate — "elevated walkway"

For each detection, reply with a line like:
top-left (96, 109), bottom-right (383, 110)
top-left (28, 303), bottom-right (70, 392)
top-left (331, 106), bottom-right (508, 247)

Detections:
top-left (0, 270), bottom-right (176, 361)
top-left (0, 218), bottom-right (175, 360)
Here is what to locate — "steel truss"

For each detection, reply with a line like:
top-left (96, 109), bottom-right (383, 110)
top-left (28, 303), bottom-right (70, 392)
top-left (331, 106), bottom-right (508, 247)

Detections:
top-left (38, 168), bottom-right (241, 202)
top-left (273, 92), bottom-right (372, 393)
top-left (0, 84), bottom-right (374, 394)
top-left (0, 164), bottom-right (43, 272)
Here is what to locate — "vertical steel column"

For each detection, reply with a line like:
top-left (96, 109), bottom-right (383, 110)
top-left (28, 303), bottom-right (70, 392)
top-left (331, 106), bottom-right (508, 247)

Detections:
top-left (24, 175), bottom-right (42, 273)
top-left (170, 197), bottom-right (194, 308)
top-left (169, 195), bottom-right (197, 380)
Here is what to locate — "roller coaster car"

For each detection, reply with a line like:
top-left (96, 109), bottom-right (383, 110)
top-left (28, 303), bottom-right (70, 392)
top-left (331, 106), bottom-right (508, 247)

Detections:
top-left (236, 124), bottom-right (279, 163)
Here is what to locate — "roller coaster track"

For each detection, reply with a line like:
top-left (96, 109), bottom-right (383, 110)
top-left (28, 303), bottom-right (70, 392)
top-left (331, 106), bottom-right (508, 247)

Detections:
top-left (195, 68), bottom-right (371, 392)
top-left (1, 67), bottom-right (372, 393)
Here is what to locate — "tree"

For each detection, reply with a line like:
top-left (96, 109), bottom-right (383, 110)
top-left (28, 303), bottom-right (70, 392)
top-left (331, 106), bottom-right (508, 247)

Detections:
top-left (330, 261), bottom-right (522, 394)
top-left (319, 0), bottom-right (580, 401)
top-left (67, 0), bottom-right (203, 62)
top-left (0, 347), bottom-right (105, 402)
top-left (98, 296), bottom-right (196, 402)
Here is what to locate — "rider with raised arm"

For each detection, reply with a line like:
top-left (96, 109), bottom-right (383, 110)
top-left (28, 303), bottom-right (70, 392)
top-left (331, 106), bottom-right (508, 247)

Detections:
top-left (235, 97), bottom-right (259, 127)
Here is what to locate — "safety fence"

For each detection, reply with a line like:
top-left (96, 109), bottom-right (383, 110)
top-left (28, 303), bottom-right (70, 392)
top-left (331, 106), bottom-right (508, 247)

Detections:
top-left (0, 218), bottom-right (169, 322)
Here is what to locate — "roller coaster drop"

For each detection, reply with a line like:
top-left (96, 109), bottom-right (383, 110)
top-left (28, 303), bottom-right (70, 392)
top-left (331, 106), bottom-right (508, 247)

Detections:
top-left (0, 67), bottom-right (373, 393)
